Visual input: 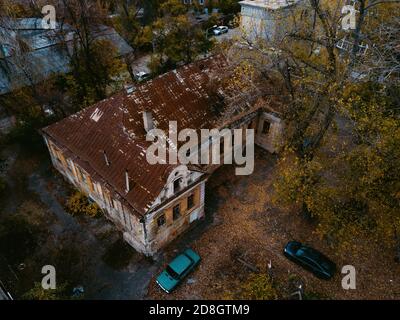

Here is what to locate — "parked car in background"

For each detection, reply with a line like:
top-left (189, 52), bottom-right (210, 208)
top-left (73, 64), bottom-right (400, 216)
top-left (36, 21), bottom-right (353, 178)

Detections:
top-left (283, 241), bottom-right (337, 280)
top-left (156, 249), bottom-right (201, 293)
top-left (206, 25), bottom-right (218, 38)
top-left (213, 26), bottom-right (229, 36)
top-left (134, 71), bottom-right (151, 83)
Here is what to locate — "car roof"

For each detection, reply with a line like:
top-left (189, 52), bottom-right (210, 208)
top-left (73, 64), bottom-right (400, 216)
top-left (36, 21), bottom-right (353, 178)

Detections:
top-left (298, 247), bottom-right (323, 261)
top-left (169, 253), bottom-right (192, 275)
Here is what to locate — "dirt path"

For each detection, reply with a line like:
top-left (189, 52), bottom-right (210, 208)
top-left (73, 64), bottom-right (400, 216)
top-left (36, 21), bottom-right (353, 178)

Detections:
top-left (147, 151), bottom-right (400, 300)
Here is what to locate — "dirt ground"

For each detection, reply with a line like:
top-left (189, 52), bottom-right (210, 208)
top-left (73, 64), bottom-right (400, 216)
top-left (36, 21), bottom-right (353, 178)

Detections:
top-left (0, 143), bottom-right (158, 299)
top-left (2, 142), bottom-right (399, 300)
top-left (147, 149), bottom-right (400, 300)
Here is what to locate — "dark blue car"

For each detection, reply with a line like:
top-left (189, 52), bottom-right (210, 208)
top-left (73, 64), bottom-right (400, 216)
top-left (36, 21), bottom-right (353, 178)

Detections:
top-left (284, 241), bottom-right (336, 280)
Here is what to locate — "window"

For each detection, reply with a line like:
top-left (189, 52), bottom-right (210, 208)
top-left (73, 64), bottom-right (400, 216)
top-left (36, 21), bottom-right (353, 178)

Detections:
top-left (187, 194), bottom-right (195, 210)
top-left (82, 172), bottom-right (88, 184)
top-left (75, 165), bottom-right (82, 180)
top-left (262, 121), bottom-right (271, 135)
top-left (157, 214), bottom-right (166, 227)
top-left (166, 266), bottom-right (179, 279)
top-left (52, 147), bottom-right (63, 164)
top-left (56, 155), bottom-right (62, 164)
top-left (67, 160), bottom-right (73, 172)
top-left (173, 204), bottom-right (181, 220)
top-left (173, 178), bottom-right (182, 193)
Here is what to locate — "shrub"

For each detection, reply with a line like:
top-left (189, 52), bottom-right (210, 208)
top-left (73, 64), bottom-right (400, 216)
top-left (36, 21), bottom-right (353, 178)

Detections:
top-left (22, 282), bottom-right (68, 300)
top-left (66, 192), bottom-right (102, 218)
top-left (241, 273), bottom-right (278, 300)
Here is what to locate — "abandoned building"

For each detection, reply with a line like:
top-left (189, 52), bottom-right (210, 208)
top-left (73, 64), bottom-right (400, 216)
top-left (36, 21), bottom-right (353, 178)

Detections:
top-left (239, 0), bottom-right (303, 42)
top-left (0, 18), bottom-right (133, 96)
top-left (41, 55), bottom-right (285, 256)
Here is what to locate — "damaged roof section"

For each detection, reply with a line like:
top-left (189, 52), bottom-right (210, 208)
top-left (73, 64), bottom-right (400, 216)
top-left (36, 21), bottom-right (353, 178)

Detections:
top-left (43, 53), bottom-right (286, 216)
top-left (43, 55), bottom-right (231, 216)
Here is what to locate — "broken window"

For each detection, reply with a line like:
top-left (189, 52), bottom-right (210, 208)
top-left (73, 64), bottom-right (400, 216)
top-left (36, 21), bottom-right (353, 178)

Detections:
top-left (173, 178), bottom-right (182, 193)
top-left (187, 194), bottom-right (195, 210)
top-left (173, 204), bottom-right (181, 220)
top-left (262, 121), bottom-right (271, 135)
top-left (157, 214), bottom-right (166, 227)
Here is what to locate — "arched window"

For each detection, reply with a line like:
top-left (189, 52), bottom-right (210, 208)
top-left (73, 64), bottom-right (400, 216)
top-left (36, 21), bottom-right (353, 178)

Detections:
top-left (173, 177), bottom-right (182, 193)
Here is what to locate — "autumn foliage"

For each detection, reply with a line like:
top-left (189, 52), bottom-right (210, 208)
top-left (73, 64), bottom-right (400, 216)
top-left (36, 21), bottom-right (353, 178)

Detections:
top-left (66, 192), bottom-right (102, 218)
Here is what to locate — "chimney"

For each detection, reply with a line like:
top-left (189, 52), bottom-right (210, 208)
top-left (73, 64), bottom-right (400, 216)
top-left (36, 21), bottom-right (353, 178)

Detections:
top-left (125, 169), bottom-right (130, 193)
top-left (143, 110), bottom-right (154, 133)
top-left (103, 150), bottom-right (110, 166)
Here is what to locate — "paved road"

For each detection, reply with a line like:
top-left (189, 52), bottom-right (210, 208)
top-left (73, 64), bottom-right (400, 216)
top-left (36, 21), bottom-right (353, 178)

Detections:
top-left (213, 28), bottom-right (240, 43)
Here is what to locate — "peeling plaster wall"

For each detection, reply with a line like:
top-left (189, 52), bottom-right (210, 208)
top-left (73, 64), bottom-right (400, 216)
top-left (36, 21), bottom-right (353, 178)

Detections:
top-left (255, 112), bottom-right (285, 153)
top-left (43, 134), bottom-right (208, 256)
top-left (42, 107), bottom-right (285, 256)
top-left (143, 181), bottom-right (206, 255)
top-left (43, 135), bottom-right (147, 252)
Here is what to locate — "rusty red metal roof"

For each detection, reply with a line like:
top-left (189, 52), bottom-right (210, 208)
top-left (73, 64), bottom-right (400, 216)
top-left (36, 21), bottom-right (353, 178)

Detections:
top-left (42, 55), bottom-right (229, 216)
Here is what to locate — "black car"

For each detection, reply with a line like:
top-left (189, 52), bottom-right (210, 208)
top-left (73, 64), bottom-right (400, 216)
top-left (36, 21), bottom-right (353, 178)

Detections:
top-left (283, 241), bottom-right (336, 280)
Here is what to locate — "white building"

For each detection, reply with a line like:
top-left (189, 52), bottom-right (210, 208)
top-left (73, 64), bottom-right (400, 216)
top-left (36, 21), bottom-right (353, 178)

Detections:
top-left (239, 0), bottom-right (302, 42)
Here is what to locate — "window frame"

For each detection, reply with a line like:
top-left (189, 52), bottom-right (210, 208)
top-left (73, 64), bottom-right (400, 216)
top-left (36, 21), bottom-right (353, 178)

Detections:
top-left (173, 204), bottom-right (181, 220)
top-left (187, 194), bottom-right (195, 210)
top-left (262, 120), bottom-right (271, 135)
top-left (157, 214), bottom-right (166, 227)
top-left (173, 178), bottom-right (182, 193)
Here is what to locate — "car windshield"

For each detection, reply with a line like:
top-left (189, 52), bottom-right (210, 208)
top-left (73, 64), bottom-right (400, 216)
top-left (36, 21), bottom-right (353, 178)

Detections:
top-left (166, 266), bottom-right (180, 280)
top-left (295, 248), bottom-right (307, 257)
